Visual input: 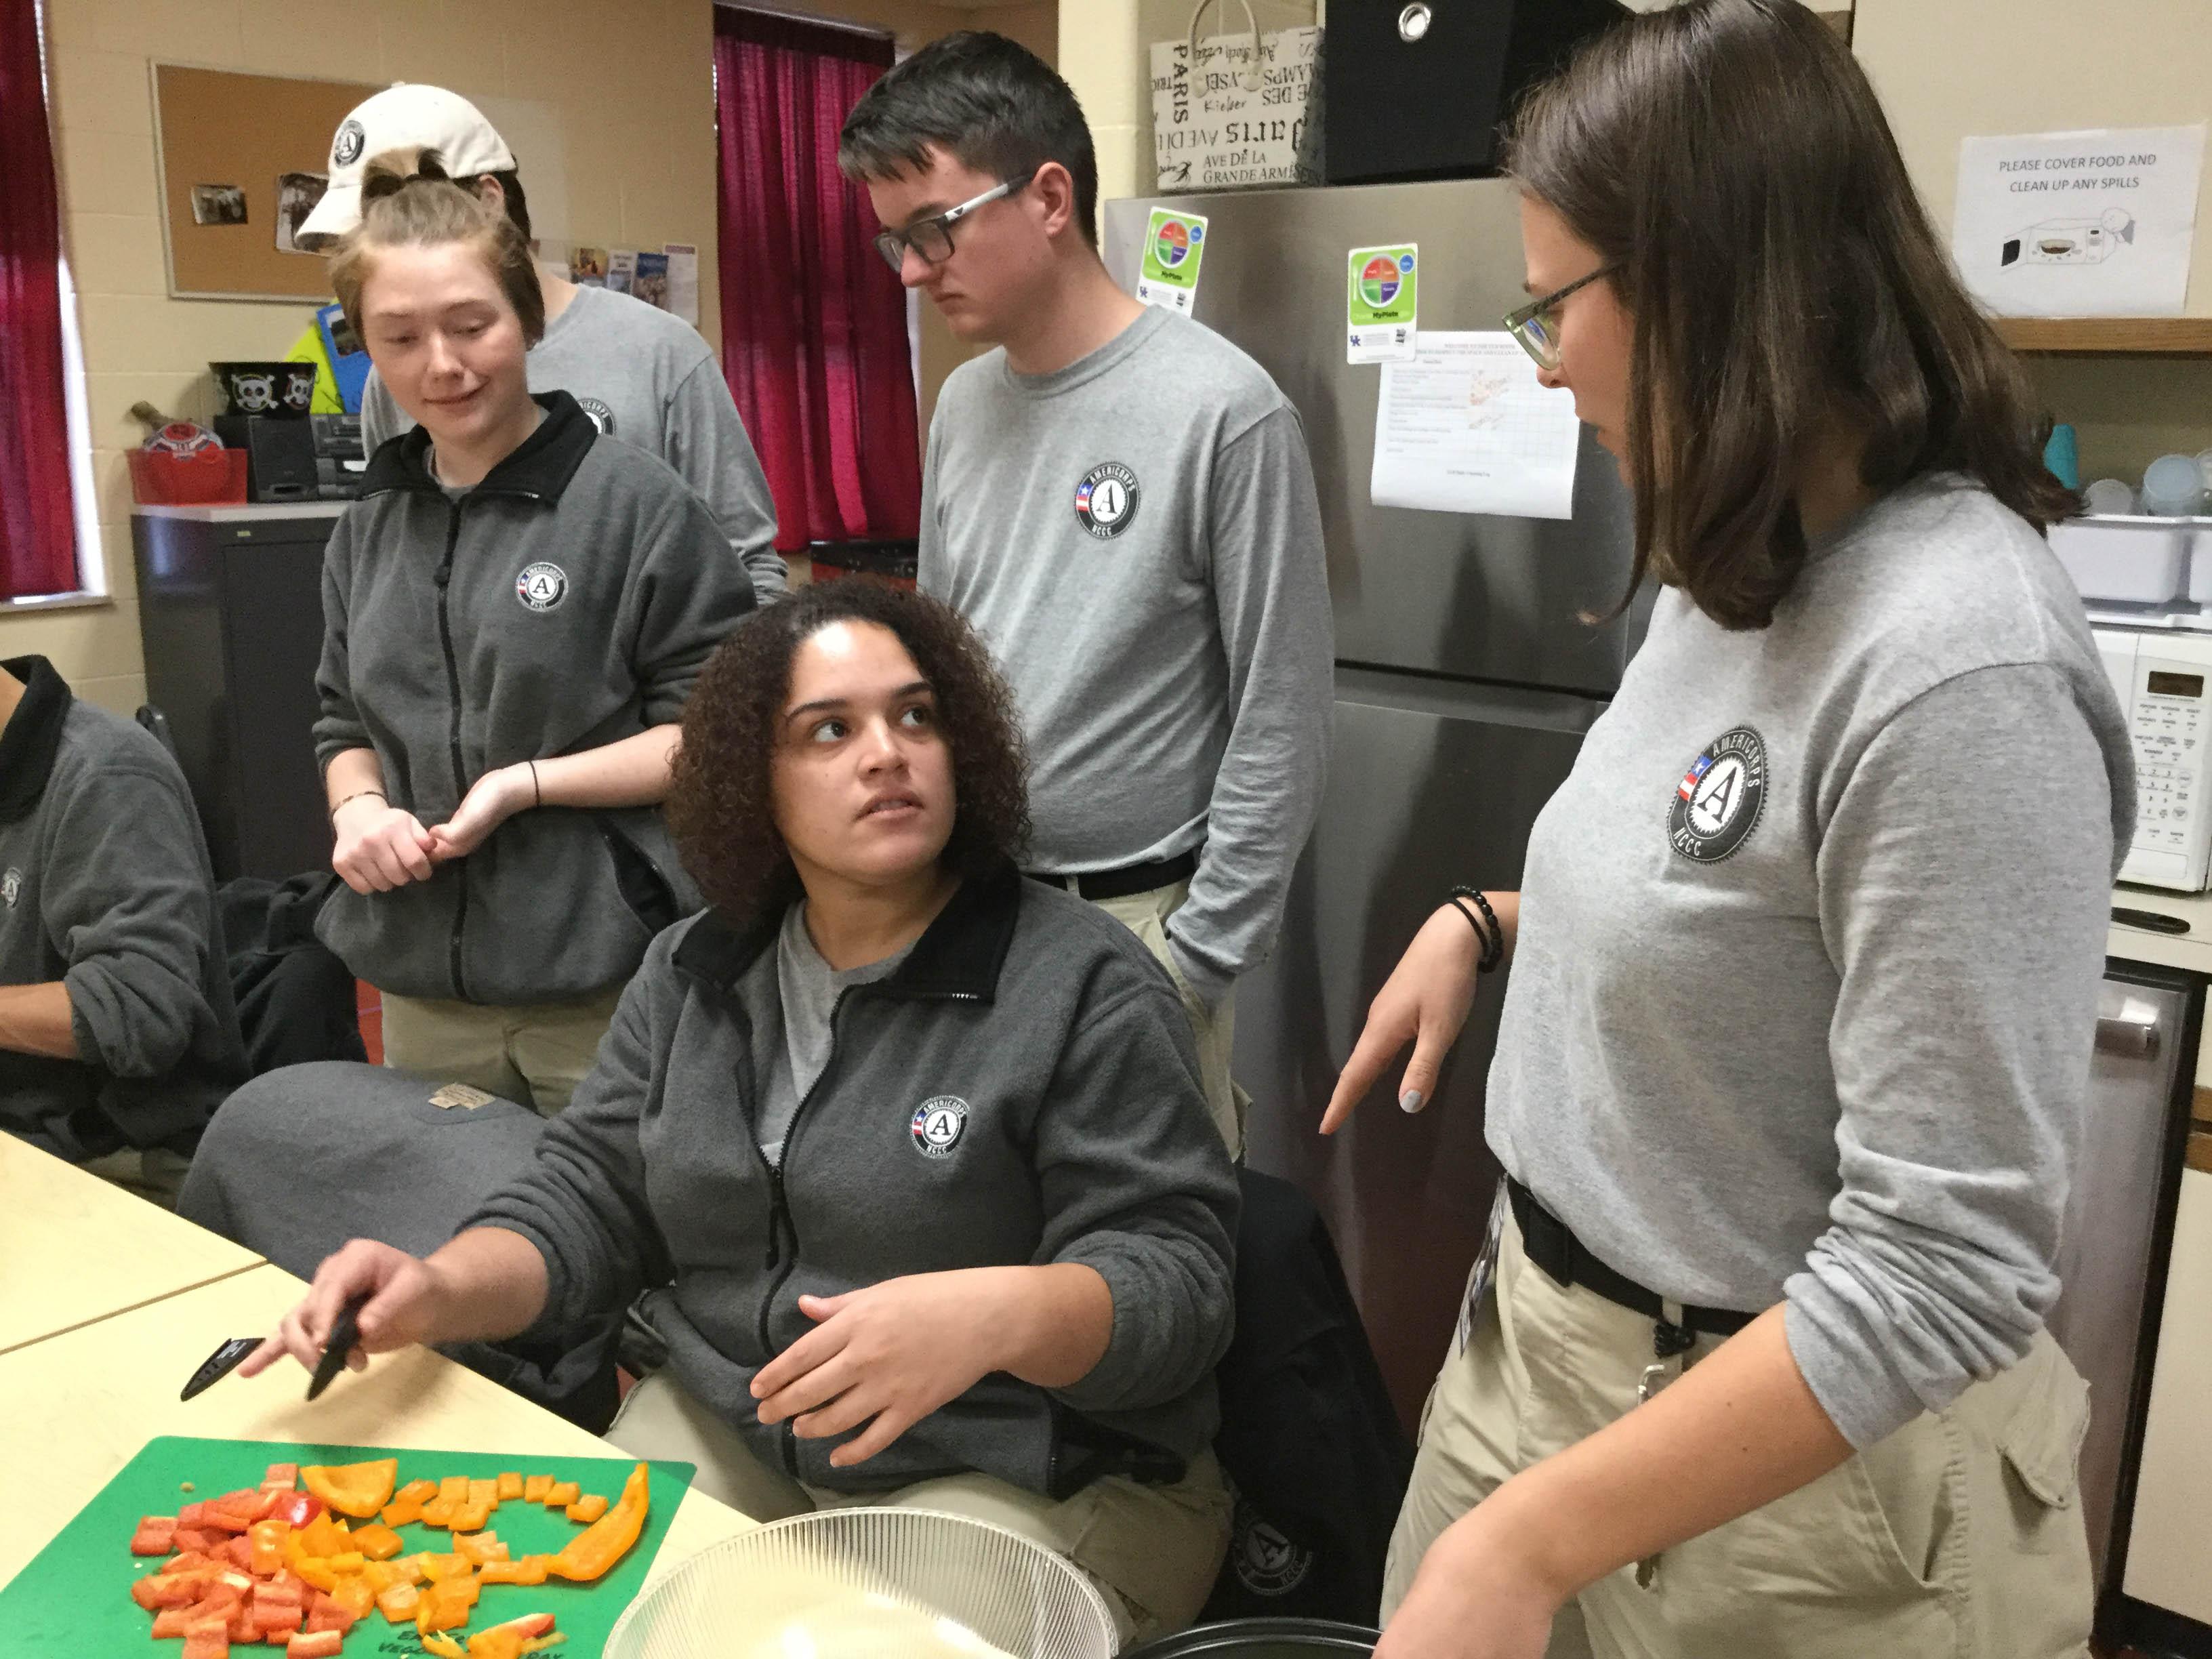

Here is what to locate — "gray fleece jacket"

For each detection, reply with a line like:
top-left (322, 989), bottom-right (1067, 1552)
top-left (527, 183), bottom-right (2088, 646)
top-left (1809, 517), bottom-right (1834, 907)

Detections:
top-left (314, 392), bottom-right (755, 1004)
top-left (0, 657), bottom-right (246, 1155)
top-left (468, 865), bottom-right (1240, 1498)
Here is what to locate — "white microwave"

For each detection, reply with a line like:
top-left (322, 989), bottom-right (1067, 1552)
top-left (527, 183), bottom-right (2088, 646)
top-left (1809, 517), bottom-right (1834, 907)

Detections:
top-left (2096, 626), bottom-right (2212, 890)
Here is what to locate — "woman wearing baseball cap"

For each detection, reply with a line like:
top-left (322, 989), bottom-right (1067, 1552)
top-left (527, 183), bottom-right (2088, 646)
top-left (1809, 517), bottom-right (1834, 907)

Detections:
top-left (313, 151), bottom-right (754, 1113)
top-left (299, 84), bottom-right (785, 604)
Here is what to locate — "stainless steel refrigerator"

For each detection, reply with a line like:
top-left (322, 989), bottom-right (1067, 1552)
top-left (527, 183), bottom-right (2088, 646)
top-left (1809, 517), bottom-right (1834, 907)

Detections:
top-left (1104, 180), bottom-right (1645, 1421)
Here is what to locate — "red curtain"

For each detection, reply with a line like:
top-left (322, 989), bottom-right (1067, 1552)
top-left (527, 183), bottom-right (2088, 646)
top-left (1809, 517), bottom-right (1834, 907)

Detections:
top-left (0, 0), bottom-right (77, 598)
top-left (715, 6), bottom-right (920, 552)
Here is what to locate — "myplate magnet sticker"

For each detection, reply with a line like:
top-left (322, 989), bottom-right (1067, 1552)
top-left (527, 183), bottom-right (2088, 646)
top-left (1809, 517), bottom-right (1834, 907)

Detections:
top-left (1136, 208), bottom-right (1209, 314)
top-left (1347, 243), bottom-right (1418, 363)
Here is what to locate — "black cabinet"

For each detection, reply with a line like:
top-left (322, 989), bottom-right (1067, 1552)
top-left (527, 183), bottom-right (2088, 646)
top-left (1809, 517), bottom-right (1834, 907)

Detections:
top-left (133, 506), bottom-right (341, 882)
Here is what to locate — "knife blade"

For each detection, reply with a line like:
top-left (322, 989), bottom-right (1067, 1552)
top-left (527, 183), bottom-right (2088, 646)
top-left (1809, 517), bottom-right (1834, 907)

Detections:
top-left (180, 1336), bottom-right (261, 1401)
top-left (306, 1295), bottom-right (369, 1402)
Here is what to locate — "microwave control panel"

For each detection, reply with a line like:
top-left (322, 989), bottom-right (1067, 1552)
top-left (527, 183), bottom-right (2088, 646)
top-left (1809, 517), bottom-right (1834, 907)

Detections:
top-left (2097, 627), bottom-right (2212, 892)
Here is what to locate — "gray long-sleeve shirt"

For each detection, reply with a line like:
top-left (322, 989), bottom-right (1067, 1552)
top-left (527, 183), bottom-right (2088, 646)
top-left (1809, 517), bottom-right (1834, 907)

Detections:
top-left (0, 657), bottom-right (245, 1153)
top-left (919, 306), bottom-right (1334, 1004)
top-left (1486, 476), bottom-right (2131, 1449)
top-left (363, 283), bottom-right (787, 600)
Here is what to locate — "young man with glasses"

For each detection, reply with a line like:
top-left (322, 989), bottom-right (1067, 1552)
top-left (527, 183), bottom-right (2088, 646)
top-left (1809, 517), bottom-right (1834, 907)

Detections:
top-left (840, 33), bottom-right (1333, 1157)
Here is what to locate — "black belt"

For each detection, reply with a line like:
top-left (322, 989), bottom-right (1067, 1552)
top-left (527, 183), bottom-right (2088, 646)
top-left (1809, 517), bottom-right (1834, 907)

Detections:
top-left (1507, 1178), bottom-right (1757, 1340)
top-left (1026, 849), bottom-right (1198, 903)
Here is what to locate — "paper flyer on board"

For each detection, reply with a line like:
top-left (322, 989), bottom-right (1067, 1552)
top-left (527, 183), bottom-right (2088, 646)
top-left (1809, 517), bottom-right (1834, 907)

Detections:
top-left (1951, 124), bottom-right (2205, 315)
top-left (663, 243), bottom-right (700, 327)
top-left (1370, 331), bottom-right (1581, 520)
top-left (1347, 244), bottom-right (1418, 363)
top-left (1134, 208), bottom-right (1208, 313)
top-left (605, 249), bottom-right (638, 295)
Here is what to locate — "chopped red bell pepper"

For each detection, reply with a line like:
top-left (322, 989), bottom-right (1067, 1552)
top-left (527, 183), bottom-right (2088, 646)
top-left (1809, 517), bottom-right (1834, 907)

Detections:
top-left (130, 1515), bottom-right (178, 1555)
top-left (267, 1491), bottom-right (327, 1530)
top-left (287, 1632), bottom-right (344, 1659)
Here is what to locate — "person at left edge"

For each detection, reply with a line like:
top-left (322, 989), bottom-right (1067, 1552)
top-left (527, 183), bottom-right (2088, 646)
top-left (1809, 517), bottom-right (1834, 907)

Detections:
top-left (314, 151), bottom-right (756, 1115)
top-left (0, 657), bottom-right (247, 1206)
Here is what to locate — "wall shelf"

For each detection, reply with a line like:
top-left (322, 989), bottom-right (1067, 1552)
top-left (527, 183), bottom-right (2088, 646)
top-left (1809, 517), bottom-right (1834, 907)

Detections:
top-left (1996, 316), bottom-right (2212, 355)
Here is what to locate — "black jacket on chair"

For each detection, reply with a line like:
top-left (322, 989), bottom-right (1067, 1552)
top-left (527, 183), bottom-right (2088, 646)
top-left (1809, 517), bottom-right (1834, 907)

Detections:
top-left (1203, 1167), bottom-right (1414, 1626)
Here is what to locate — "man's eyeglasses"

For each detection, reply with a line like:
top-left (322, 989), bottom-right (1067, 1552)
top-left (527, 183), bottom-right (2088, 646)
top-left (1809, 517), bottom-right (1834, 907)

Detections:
top-left (1502, 263), bottom-right (1620, 371)
top-left (873, 171), bottom-right (1036, 274)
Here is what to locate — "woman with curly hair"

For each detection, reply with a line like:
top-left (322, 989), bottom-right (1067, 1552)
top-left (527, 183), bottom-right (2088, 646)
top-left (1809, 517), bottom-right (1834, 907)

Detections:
top-left (246, 581), bottom-right (1241, 1642)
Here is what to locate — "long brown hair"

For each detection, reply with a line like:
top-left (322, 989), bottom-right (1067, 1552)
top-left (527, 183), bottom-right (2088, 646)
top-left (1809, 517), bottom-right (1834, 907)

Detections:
top-left (328, 148), bottom-right (546, 350)
top-left (1508, 0), bottom-right (2074, 631)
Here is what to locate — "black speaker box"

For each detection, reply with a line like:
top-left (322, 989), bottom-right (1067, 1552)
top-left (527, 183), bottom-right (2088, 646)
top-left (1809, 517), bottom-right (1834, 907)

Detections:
top-left (1322, 0), bottom-right (1630, 186)
top-left (215, 414), bottom-right (320, 506)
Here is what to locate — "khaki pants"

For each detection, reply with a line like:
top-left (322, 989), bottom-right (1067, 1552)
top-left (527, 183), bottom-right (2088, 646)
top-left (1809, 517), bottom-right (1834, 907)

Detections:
top-left (78, 1145), bottom-right (192, 1210)
top-left (1384, 1211), bottom-right (2095, 1658)
top-left (606, 1370), bottom-right (1232, 1645)
top-left (378, 986), bottom-right (623, 1116)
top-left (1086, 880), bottom-right (1247, 1157)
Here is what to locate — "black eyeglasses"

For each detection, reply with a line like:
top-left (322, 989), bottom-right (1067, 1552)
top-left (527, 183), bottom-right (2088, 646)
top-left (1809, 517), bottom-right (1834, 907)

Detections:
top-left (1502, 262), bottom-right (1620, 370)
top-left (873, 171), bottom-right (1036, 274)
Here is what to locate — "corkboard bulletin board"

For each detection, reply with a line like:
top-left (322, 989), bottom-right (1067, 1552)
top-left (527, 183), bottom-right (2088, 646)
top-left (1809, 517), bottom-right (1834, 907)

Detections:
top-left (153, 63), bottom-right (378, 302)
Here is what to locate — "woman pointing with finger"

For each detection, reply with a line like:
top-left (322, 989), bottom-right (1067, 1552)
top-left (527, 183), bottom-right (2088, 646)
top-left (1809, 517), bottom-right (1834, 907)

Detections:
top-left (1329, 5), bottom-right (2131, 1656)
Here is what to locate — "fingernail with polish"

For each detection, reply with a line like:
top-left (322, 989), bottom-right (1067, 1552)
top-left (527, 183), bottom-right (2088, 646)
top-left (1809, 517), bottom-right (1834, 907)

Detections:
top-left (1400, 1089), bottom-right (1423, 1113)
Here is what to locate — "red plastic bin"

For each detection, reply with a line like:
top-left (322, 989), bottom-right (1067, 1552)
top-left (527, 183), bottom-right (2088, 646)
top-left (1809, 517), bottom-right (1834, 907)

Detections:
top-left (127, 447), bottom-right (249, 506)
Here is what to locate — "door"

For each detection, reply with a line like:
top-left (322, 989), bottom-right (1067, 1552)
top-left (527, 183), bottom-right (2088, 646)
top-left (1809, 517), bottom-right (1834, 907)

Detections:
top-left (2046, 960), bottom-right (2203, 1610)
top-left (1236, 668), bottom-right (1603, 1422)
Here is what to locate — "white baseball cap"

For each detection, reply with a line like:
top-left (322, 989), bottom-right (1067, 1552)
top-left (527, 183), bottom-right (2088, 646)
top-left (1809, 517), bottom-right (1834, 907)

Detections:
top-left (295, 83), bottom-right (517, 251)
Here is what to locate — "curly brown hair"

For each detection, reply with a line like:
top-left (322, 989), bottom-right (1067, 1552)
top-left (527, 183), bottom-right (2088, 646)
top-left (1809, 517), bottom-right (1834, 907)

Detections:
top-left (668, 580), bottom-right (1031, 928)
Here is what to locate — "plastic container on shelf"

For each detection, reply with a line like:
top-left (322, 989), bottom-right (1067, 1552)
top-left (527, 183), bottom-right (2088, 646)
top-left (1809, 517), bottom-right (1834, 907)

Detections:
top-left (127, 447), bottom-right (249, 506)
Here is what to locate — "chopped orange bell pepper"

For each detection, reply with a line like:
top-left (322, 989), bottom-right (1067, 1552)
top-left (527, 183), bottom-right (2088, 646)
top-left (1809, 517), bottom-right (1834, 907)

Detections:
top-left (323, 1550), bottom-right (365, 1576)
top-left (297, 1513), bottom-right (348, 1557)
top-left (302, 1457), bottom-right (397, 1519)
top-left (376, 1581), bottom-right (421, 1623)
top-left (455, 1530), bottom-right (509, 1565)
top-left (395, 1477), bottom-right (440, 1505)
top-left (421, 1634), bottom-right (468, 1659)
top-left (293, 1556), bottom-right (339, 1593)
top-left (247, 1519), bottom-right (288, 1577)
top-left (476, 1555), bottom-right (548, 1586)
top-left (453, 1500), bottom-right (493, 1534)
top-left (382, 1497), bottom-right (424, 1528)
top-left (540, 1481), bottom-right (579, 1509)
top-left (329, 1576), bottom-right (377, 1620)
top-left (523, 1474), bottom-right (552, 1504)
top-left (495, 1471), bottom-right (524, 1501)
top-left (350, 1522), bottom-right (403, 1561)
top-left (564, 1494), bottom-right (607, 1525)
top-left (438, 1476), bottom-right (470, 1507)
top-left (469, 1478), bottom-right (498, 1509)
top-left (419, 1552), bottom-right (471, 1583)
top-left (548, 1462), bottom-right (649, 1583)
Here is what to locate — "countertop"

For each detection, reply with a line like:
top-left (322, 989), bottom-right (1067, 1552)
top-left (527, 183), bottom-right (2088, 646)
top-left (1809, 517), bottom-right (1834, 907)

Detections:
top-left (132, 504), bottom-right (349, 523)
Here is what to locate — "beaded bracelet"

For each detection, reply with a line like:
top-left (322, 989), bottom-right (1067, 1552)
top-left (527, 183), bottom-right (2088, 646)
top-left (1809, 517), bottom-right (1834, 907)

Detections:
top-left (1447, 885), bottom-right (1505, 974)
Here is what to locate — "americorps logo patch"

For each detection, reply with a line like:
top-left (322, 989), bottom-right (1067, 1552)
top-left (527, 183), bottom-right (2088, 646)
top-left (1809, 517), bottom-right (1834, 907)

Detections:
top-left (1668, 726), bottom-right (1768, 863)
top-left (1073, 462), bottom-right (1140, 539)
top-left (1, 868), bottom-right (20, 909)
top-left (516, 562), bottom-right (568, 612)
top-left (575, 396), bottom-right (616, 435)
top-left (910, 1096), bottom-right (968, 1158)
top-left (1229, 1499), bottom-right (1314, 1597)
top-left (332, 118), bottom-right (366, 168)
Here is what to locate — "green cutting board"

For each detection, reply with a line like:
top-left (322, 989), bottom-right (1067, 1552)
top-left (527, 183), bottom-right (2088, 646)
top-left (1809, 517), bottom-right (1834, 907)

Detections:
top-left (0, 1437), bottom-right (694, 1659)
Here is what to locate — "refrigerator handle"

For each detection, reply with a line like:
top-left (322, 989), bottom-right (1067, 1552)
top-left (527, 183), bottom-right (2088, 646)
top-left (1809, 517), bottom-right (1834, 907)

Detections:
top-left (2095, 994), bottom-right (2165, 1060)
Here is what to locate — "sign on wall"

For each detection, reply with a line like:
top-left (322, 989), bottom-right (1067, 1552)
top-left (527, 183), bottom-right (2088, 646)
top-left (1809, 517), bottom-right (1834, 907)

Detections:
top-left (1150, 26), bottom-right (1320, 193)
top-left (1952, 124), bottom-right (2206, 316)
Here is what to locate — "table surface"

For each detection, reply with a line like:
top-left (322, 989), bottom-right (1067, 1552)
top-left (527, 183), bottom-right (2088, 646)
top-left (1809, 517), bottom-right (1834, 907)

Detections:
top-left (0, 1136), bottom-right (262, 1357)
top-left (0, 1262), bottom-right (754, 1592)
